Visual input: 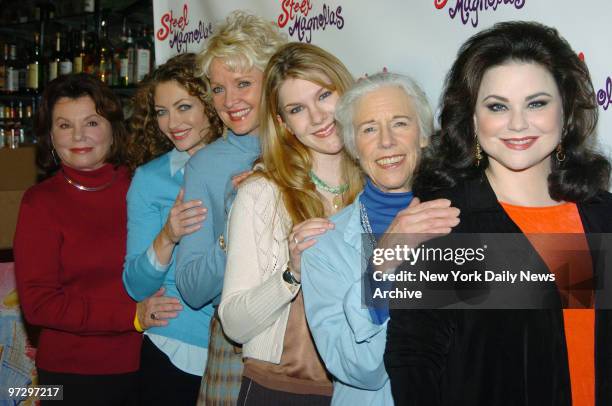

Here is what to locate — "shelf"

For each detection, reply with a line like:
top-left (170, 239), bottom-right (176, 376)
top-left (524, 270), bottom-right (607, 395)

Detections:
top-left (0, 94), bottom-right (39, 102)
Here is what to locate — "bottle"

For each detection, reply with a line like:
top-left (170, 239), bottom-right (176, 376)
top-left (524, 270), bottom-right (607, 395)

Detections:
top-left (73, 27), bottom-right (87, 74)
top-left (6, 45), bottom-right (19, 93)
top-left (26, 33), bottom-right (42, 93)
top-left (0, 44), bottom-right (8, 93)
top-left (48, 32), bottom-right (62, 82)
top-left (116, 20), bottom-right (130, 87)
top-left (97, 20), bottom-right (113, 84)
top-left (83, 0), bottom-right (95, 13)
top-left (126, 28), bottom-right (136, 85)
top-left (134, 27), bottom-right (151, 83)
top-left (59, 32), bottom-right (73, 76)
top-left (83, 30), bottom-right (98, 76)
top-left (8, 128), bottom-right (18, 149)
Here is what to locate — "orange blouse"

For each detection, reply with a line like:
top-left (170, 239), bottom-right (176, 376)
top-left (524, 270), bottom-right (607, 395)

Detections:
top-left (501, 201), bottom-right (594, 406)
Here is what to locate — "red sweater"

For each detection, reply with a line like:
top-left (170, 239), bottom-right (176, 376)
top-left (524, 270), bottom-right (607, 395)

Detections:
top-left (14, 163), bottom-right (142, 374)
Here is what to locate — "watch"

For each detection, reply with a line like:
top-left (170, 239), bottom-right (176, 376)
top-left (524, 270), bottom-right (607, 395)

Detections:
top-left (282, 266), bottom-right (301, 286)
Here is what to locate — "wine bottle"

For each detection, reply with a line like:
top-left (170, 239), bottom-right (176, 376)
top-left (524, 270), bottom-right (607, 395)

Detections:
top-left (26, 32), bottom-right (42, 94)
top-left (48, 32), bottom-right (62, 82)
top-left (97, 20), bottom-right (113, 84)
top-left (135, 26), bottom-right (151, 83)
top-left (59, 32), bottom-right (73, 76)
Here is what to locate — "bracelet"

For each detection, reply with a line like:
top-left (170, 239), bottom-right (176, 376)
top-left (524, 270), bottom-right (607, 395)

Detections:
top-left (133, 313), bottom-right (144, 333)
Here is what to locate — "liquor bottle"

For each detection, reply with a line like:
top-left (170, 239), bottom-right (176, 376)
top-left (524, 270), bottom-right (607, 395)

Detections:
top-left (97, 20), bottom-right (113, 84)
top-left (115, 20), bottom-right (129, 87)
top-left (73, 27), bottom-right (87, 74)
top-left (6, 45), bottom-right (19, 93)
top-left (134, 27), bottom-right (151, 83)
top-left (0, 44), bottom-right (8, 93)
top-left (48, 32), bottom-right (62, 82)
top-left (26, 33), bottom-right (42, 93)
top-left (83, 0), bottom-right (95, 13)
top-left (83, 31), bottom-right (98, 76)
top-left (59, 32), bottom-right (73, 76)
top-left (126, 28), bottom-right (136, 85)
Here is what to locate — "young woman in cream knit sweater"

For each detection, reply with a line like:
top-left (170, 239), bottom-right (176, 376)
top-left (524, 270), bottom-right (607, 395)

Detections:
top-left (218, 42), bottom-right (362, 405)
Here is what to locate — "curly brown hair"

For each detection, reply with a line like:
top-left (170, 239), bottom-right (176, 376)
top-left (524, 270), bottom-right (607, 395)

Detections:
top-left (125, 53), bottom-right (224, 172)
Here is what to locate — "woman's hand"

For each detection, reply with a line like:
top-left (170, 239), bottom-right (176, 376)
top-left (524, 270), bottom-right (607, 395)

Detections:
top-left (161, 188), bottom-right (207, 244)
top-left (231, 170), bottom-right (254, 189)
top-left (288, 218), bottom-right (335, 281)
top-left (377, 198), bottom-right (460, 272)
top-left (136, 287), bottom-right (183, 329)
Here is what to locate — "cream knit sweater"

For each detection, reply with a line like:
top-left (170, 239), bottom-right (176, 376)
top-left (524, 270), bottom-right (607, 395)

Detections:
top-left (219, 175), bottom-right (300, 364)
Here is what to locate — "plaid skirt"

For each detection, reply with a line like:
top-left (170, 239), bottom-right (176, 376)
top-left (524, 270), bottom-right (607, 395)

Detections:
top-left (197, 312), bottom-right (243, 406)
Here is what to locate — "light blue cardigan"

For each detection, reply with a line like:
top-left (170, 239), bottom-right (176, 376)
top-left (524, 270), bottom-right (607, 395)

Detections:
top-left (123, 149), bottom-right (214, 348)
top-left (301, 197), bottom-right (394, 406)
top-left (175, 131), bottom-right (260, 309)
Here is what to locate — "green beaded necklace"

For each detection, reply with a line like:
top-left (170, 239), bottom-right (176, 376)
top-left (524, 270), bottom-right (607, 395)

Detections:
top-left (309, 170), bottom-right (349, 210)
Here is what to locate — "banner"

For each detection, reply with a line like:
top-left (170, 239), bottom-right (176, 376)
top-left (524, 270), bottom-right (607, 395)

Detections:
top-left (153, 0), bottom-right (612, 154)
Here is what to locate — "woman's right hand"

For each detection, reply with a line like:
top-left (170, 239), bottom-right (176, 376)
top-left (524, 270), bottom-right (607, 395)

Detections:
top-left (377, 198), bottom-right (460, 271)
top-left (288, 218), bottom-right (335, 281)
top-left (160, 188), bottom-right (207, 245)
top-left (136, 287), bottom-right (183, 330)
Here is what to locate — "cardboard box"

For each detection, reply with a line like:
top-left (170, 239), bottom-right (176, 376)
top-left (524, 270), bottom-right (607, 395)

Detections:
top-left (0, 146), bottom-right (37, 249)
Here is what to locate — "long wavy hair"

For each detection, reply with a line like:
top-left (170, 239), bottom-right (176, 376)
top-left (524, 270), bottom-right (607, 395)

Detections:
top-left (258, 42), bottom-right (363, 225)
top-left (414, 21), bottom-right (610, 202)
top-left (126, 53), bottom-right (224, 172)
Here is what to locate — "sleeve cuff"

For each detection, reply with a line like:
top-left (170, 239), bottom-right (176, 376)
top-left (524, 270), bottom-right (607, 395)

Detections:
top-left (343, 278), bottom-right (385, 343)
top-left (147, 244), bottom-right (172, 272)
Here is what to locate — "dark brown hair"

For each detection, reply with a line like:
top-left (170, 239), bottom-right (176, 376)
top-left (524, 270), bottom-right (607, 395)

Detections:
top-left (415, 21), bottom-right (610, 202)
top-left (125, 53), bottom-right (224, 172)
top-left (36, 73), bottom-right (128, 174)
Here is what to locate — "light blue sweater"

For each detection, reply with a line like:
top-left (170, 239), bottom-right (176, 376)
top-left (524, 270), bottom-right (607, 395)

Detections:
top-left (123, 149), bottom-right (214, 347)
top-left (301, 197), bottom-right (394, 406)
top-left (175, 131), bottom-right (261, 309)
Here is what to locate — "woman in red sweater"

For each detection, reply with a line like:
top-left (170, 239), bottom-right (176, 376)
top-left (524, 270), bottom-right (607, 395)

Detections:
top-left (13, 74), bottom-right (182, 406)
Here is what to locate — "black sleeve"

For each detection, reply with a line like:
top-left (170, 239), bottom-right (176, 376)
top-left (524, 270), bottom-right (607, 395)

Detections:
top-left (384, 308), bottom-right (456, 406)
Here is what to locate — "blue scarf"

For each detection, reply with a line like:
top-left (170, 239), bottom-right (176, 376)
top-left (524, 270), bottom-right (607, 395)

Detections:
top-left (360, 177), bottom-right (414, 324)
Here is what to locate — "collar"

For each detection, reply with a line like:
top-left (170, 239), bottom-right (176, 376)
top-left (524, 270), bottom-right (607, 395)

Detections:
top-left (226, 130), bottom-right (261, 155)
top-left (61, 162), bottom-right (118, 188)
top-left (341, 195), bottom-right (366, 251)
top-left (169, 148), bottom-right (190, 177)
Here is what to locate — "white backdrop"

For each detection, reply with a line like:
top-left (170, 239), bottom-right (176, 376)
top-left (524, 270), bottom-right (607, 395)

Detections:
top-left (153, 0), bottom-right (612, 155)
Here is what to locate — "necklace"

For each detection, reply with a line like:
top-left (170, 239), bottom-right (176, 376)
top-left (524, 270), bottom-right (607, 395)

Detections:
top-left (359, 202), bottom-right (377, 250)
top-left (62, 169), bottom-right (117, 192)
top-left (309, 170), bottom-right (349, 211)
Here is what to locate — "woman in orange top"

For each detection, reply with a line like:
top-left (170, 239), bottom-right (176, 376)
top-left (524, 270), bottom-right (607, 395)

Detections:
top-left (385, 21), bottom-right (612, 406)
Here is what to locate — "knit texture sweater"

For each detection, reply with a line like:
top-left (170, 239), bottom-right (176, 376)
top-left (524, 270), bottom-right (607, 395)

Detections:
top-left (14, 163), bottom-right (141, 374)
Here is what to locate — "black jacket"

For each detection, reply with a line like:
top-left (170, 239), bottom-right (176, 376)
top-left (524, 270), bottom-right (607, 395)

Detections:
top-left (384, 175), bottom-right (612, 406)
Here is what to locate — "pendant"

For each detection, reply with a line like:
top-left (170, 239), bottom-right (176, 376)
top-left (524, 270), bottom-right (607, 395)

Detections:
top-left (333, 194), bottom-right (342, 211)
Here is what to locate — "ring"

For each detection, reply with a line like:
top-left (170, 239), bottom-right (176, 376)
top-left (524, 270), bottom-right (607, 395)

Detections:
top-left (293, 236), bottom-right (299, 245)
top-left (150, 312), bottom-right (157, 320)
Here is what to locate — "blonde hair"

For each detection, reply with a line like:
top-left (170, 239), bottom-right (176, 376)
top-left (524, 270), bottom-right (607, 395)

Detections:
top-left (258, 42), bottom-right (363, 225)
top-left (197, 11), bottom-right (287, 77)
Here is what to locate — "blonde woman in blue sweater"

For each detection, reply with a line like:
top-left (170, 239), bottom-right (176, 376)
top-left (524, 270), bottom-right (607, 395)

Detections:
top-left (123, 53), bottom-right (224, 405)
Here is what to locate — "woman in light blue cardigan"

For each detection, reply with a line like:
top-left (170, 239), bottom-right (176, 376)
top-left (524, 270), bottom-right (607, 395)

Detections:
top-left (123, 53), bottom-right (224, 405)
top-left (301, 72), bottom-right (459, 405)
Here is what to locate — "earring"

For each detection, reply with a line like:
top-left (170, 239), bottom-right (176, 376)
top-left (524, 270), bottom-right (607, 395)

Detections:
top-left (50, 147), bottom-right (60, 165)
top-left (556, 143), bottom-right (566, 163)
top-left (475, 138), bottom-right (482, 167)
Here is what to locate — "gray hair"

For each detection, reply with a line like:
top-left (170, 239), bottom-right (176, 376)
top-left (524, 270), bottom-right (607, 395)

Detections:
top-left (335, 72), bottom-right (434, 161)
